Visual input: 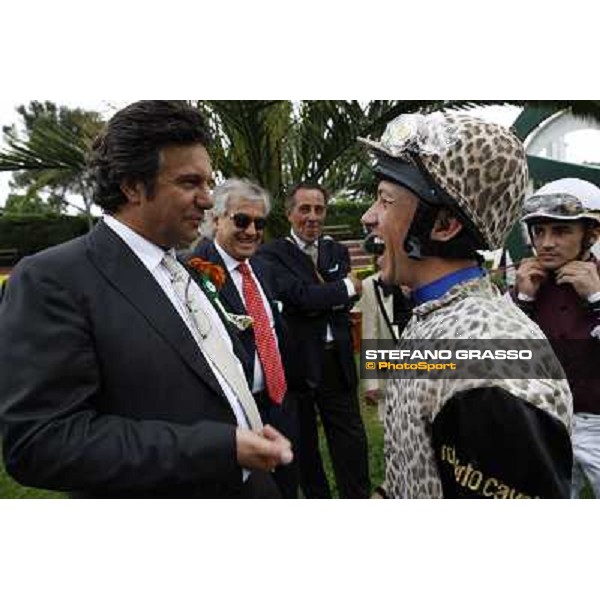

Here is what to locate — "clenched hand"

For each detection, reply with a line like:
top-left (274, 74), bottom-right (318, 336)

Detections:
top-left (516, 258), bottom-right (548, 298)
top-left (556, 261), bottom-right (600, 299)
top-left (236, 425), bottom-right (293, 471)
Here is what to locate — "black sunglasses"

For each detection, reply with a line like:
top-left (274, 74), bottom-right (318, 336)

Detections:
top-left (229, 213), bottom-right (267, 231)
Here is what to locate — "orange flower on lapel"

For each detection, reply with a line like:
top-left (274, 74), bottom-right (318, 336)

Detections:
top-left (188, 258), bottom-right (226, 290)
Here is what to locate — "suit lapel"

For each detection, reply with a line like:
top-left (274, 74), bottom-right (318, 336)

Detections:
top-left (86, 222), bottom-right (227, 400)
top-left (220, 274), bottom-right (246, 315)
top-left (250, 256), bottom-right (279, 319)
top-left (202, 243), bottom-right (245, 314)
top-left (251, 256), bottom-right (286, 347)
top-left (186, 243), bottom-right (252, 379)
top-left (249, 257), bottom-right (271, 297)
top-left (186, 265), bottom-right (251, 373)
top-left (317, 238), bottom-right (330, 273)
top-left (316, 237), bottom-right (338, 277)
top-left (279, 238), bottom-right (319, 282)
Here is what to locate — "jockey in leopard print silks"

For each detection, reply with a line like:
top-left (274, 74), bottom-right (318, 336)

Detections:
top-left (359, 112), bottom-right (573, 498)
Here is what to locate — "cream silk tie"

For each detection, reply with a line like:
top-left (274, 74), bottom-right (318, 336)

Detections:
top-left (162, 253), bottom-right (263, 431)
top-left (304, 242), bottom-right (325, 283)
top-left (304, 242), bottom-right (318, 266)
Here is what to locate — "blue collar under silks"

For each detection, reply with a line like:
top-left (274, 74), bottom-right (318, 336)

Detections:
top-left (412, 266), bottom-right (485, 306)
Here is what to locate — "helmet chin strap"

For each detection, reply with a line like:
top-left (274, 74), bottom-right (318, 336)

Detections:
top-left (362, 203), bottom-right (442, 262)
top-left (577, 244), bottom-right (590, 261)
top-left (580, 223), bottom-right (600, 260)
top-left (403, 153), bottom-right (486, 259)
top-left (403, 202), bottom-right (439, 260)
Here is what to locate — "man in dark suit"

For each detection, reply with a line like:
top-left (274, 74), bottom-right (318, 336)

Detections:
top-left (0, 101), bottom-right (292, 498)
top-left (192, 178), bottom-right (299, 498)
top-left (259, 182), bottom-right (370, 498)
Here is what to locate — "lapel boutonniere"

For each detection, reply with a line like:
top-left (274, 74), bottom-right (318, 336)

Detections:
top-left (188, 257), bottom-right (226, 290)
top-left (188, 257), bottom-right (253, 331)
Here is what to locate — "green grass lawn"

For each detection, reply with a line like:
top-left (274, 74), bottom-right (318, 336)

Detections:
top-left (0, 447), bottom-right (66, 499)
top-left (3, 393), bottom-right (590, 499)
top-left (2, 405), bottom-right (596, 499)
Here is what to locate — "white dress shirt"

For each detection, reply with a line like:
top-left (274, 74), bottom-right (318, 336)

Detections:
top-left (103, 215), bottom-right (251, 430)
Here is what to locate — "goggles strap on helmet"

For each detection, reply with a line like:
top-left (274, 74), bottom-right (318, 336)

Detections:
top-left (404, 202), bottom-right (440, 260)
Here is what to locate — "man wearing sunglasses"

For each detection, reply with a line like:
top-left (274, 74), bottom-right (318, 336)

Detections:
top-left (192, 178), bottom-right (299, 498)
top-left (259, 182), bottom-right (370, 499)
top-left (514, 178), bottom-right (600, 498)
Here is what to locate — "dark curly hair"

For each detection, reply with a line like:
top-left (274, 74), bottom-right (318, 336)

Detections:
top-left (88, 101), bottom-right (211, 214)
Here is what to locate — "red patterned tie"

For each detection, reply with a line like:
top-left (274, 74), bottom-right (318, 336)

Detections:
top-left (237, 262), bottom-right (287, 404)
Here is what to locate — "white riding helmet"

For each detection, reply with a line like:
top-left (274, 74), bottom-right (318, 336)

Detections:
top-left (521, 178), bottom-right (600, 225)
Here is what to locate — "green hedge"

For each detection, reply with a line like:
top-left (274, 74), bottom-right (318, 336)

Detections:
top-left (266, 199), bottom-right (370, 240)
top-left (0, 199), bottom-right (370, 263)
top-left (0, 215), bottom-right (91, 262)
top-left (325, 200), bottom-right (370, 239)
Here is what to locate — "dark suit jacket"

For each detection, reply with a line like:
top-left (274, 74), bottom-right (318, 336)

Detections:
top-left (0, 221), bottom-right (274, 498)
top-left (192, 240), bottom-right (289, 391)
top-left (258, 236), bottom-right (357, 391)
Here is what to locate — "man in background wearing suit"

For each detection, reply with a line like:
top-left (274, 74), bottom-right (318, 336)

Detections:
top-left (0, 101), bottom-right (291, 498)
top-left (259, 183), bottom-right (370, 498)
top-left (192, 178), bottom-right (299, 498)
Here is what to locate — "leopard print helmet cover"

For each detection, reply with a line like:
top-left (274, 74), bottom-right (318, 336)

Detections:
top-left (359, 112), bottom-right (529, 250)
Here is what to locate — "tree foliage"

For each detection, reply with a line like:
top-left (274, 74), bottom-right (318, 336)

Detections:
top-left (195, 100), bottom-right (463, 201)
top-left (2, 100), bottom-right (600, 237)
top-left (193, 100), bottom-right (466, 235)
top-left (3, 191), bottom-right (59, 216)
top-left (0, 101), bottom-right (104, 227)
